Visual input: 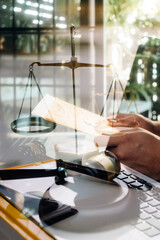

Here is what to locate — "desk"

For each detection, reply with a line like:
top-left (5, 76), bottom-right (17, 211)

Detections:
top-left (0, 159), bottom-right (141, 240)
top-left (0, 160), bottom-right (57, 240)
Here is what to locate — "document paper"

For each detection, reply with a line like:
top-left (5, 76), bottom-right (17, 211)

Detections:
top-left (32, 94), bottom-right (120, 136)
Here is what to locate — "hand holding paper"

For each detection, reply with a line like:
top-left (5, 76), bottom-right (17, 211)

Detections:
top-left (32, 94), bottom-right (122, 137)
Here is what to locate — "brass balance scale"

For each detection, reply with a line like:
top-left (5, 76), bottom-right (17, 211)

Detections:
top-left (11, 25), bottom-right (134, 134)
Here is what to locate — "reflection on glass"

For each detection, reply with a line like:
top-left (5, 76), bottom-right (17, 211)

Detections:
top-left (0, 35), bottom-right (13, 54)
top-left (15, 0), bottom-right (54, 27)
top-left (126, 37), bottom-right (160, 120)
top-left (39, 0), bottom-right (53, 28)
top-left (0, 0), bottom-right (12, 28)
top-left (40, 34), bottom-right (53, 54)
top-left (16, 34), bottom-right (38, 54)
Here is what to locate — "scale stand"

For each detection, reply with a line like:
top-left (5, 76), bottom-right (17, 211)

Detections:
top-left (11, 25), bottom-right (135, 135)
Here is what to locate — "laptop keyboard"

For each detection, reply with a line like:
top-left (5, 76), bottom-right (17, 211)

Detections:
top-left (117, 170), bottom-right (152, 190)
top-left (117, 170), bottom-right (160, 237)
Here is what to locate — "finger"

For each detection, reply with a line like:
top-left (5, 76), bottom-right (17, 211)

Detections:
top-left (94, 127), bottom-right (137, 147)
top-left (104, 127), bottom-right (142, 138)
top-left (114, 113), bottom-right (130, 119)
top-left (107, 113), bottom-right (131, 120)
top-left (112, 126), bottom-right (141, 134)
top-left (108, 116), bottom-right (138, 127)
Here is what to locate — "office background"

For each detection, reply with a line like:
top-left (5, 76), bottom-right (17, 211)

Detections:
top-left (1, 0), bottom-right (160, 134)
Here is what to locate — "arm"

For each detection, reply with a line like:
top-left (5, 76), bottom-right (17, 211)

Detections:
top-left (94, 128), bottom-right (160, 180)
top-left (107, 113), bottom-right (160, 137)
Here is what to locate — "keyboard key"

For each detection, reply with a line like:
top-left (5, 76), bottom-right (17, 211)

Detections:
top-left (123, 170), bottom-right (132, 176)
top-left (137, 178), bottom-right (148, 184)
top-left (156, 205), bottom-right (160, 211)
top-left (153, 212), bottom-right (160, 219)
top-left (148, 199), bottom-right (160, 207)
top-left (154, 194), bottom-right (160, 201)
top-left (130, 182), bottom-right (143, 188)
top-left (123, 178), bottom-right (135, 184)
top-left (140, 202), bottom-right (148, 209)
top-left (130, 175), bottom-right (138, 180)
top-left (140, 211), bottom-right (151, 220)
top-left (135, 222), bottom-right (151, 231)
top-left (144, 206), bottom-right (157, 214)
top-left (146, 190), bottom-right (157, 197)
top-left (145, 227), bottom-right (160, 237)
top-left (146, 218), bottom-right (160, 230)
top-left (138, 193), bottom-right (152, 202)
top-left (153, 187), bottom-right (160, 193)
top-left (117, 174), bottom-right (128, 180)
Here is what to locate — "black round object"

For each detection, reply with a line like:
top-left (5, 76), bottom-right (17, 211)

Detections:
top-left (11, 116), bottom-right (56, 134)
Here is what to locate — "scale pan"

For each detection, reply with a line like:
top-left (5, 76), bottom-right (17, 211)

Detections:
top-left (11, 116), bottom-right (56, 134)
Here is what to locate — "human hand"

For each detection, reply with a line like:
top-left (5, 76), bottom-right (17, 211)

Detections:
top-left (107, 113), bottom-right (157, 134)
top-left (94, 128), bottom-right (160, 180)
